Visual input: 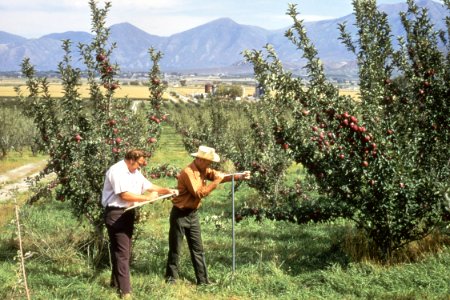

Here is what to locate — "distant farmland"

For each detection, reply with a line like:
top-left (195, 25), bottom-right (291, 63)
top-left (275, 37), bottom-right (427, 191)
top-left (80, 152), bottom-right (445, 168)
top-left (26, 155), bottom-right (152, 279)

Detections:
top-left (0, 78), bottom-right (358, 99)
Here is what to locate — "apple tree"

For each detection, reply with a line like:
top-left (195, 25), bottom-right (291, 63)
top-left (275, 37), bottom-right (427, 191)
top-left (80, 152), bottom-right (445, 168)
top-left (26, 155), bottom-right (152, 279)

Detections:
top-left (244, 0), bottom-right (449, 260)
top-left (17, 0), bottom-right (165, 263)
top-left (166, 97), bottom-right (296, 208)
top-left (0, 106), bottom-right (38, 158)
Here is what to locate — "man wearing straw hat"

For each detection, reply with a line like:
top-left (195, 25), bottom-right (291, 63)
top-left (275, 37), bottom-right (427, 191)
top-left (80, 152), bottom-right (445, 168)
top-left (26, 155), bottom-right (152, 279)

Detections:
top-left (164, 145), bottom-right (250, 285)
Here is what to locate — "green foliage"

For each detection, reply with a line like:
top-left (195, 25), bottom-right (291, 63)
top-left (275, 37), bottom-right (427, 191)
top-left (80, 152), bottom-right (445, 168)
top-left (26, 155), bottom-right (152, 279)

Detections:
top-left (0, 106), bottom-right (38, 158)
top-left (243, 1), bottom-right (450, 260)
top-left (15, 0), bottom-right (168, 265)
top-left (166, 98), bottom-right (295, 207)
top-left (1, 119), bottom-right (449, 299)
top-left (214, 84), bottom-right (244, 99)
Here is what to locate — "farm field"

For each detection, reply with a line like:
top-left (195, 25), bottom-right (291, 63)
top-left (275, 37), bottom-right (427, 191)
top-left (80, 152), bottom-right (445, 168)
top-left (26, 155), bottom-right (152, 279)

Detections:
top-left (0, 78), bottom-right (247, 99)
top-left (0, 125), bottom-right (449, 300)
top-left (0, 77), bottom-right (358, 99)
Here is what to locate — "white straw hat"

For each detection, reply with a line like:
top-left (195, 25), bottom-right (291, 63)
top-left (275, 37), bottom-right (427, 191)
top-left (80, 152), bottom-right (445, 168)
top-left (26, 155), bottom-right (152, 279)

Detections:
top-left (191, 145), bottom-right (220, 162)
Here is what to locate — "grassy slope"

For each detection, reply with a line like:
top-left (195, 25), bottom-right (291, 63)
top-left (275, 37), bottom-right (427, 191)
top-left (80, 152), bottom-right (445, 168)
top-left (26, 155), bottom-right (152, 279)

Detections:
top-left (0, 125), bottom-right (449, 300)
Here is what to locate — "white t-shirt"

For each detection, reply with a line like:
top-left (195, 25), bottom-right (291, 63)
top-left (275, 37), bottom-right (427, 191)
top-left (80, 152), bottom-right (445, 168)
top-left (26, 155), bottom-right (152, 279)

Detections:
top-left (101, 160), bottom-right (152, 208)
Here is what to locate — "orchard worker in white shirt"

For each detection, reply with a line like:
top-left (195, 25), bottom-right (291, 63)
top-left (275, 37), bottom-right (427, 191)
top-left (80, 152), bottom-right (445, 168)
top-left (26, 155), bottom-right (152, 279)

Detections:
top-left (102, 149), bottom-right (178, 299)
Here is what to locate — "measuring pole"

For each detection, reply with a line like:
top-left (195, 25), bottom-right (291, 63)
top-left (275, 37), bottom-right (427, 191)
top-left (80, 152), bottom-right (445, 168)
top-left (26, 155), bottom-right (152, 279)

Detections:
top-left (232, 175), bottom-right (236, 273)
top-left (224, 172), bottom-right (246, 274)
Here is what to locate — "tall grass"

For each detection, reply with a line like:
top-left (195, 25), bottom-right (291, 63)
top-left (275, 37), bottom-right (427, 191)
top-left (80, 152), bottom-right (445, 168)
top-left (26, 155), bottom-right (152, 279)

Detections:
top-left (0, 125), bottom-right (449, 299)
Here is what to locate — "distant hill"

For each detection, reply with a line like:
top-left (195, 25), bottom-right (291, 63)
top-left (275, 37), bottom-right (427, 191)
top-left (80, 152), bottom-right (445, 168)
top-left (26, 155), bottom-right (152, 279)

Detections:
top-left (0, 0), bottom-right (446, 78)
top-left (0, 31), bottom-right (27, 45)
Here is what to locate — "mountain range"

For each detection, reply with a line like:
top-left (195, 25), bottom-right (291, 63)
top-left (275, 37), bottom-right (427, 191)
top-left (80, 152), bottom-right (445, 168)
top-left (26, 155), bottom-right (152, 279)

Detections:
top-left (0, 0), bottom-right (446, 77)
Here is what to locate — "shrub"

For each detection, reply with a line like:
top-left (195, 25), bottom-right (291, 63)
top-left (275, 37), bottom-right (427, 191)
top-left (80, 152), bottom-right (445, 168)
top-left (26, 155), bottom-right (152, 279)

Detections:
top-left (0, 106), bottom-right (38, 158)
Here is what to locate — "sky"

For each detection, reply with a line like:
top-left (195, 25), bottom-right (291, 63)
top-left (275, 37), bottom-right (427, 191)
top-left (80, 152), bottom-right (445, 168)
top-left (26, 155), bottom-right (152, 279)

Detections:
top-left (0, 0), bottom-right (444, 38)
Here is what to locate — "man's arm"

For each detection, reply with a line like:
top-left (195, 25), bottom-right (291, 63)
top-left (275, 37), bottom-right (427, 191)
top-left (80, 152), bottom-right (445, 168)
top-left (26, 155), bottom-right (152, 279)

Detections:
top-left (221, 171), bottom-right (251, 182)
top-left (183, 170), bottom-right (224, 200)
top-left (119, 191), bottom-right (158, 203)
top-left (147, 184), bottom-right (179, 196)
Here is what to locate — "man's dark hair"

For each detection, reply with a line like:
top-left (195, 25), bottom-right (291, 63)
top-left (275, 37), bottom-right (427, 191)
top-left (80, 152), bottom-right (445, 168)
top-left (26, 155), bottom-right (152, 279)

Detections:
top-left (125, 149), bottom-right (150, 161)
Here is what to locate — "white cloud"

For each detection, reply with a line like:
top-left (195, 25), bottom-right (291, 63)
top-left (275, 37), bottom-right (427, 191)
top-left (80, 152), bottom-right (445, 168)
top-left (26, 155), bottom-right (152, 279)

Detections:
top-left (1, 11), bottom-right (90, 37)
top-left (1, 0), bottom-right (442, 38)
top-left (112, 0), bottom-right (185, 10)
top-left (0, 0), bottom-right (87, 11)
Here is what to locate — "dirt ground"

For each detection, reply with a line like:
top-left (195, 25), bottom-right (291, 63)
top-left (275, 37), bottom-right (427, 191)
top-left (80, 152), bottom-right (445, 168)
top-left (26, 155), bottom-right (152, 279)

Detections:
top-left (0, 161), bottom-right (48, 202)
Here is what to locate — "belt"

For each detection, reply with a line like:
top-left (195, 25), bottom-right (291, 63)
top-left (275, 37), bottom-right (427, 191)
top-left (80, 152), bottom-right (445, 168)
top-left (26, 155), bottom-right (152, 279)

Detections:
top-left (105, 206), bottom-right (126, 211)
top-left (173, 206), bottom-right (196, 213)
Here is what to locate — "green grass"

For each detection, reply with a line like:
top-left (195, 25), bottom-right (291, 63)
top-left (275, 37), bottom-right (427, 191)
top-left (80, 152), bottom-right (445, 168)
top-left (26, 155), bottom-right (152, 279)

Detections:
top-left (0, 150), bottom-right (47, 174)
top-left (1, 125), bottom-right (449, 300)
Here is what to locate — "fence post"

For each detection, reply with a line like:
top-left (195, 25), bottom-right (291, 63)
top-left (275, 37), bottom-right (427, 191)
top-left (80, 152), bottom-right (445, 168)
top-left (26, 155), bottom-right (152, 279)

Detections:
top-left (15, 199), bottom-right (31, 300)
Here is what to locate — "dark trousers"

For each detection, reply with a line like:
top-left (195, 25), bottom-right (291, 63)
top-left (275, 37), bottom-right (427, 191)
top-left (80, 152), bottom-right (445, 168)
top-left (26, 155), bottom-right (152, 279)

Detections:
top-left (104, 208), bottom-right (135, 294)
top-left (165, 206), bottom-right (209, 284)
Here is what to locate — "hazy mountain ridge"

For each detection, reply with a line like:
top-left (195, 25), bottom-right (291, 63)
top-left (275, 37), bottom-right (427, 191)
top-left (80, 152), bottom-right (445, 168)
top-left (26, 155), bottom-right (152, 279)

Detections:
top-left (0, 0), bottom-right (446, 76)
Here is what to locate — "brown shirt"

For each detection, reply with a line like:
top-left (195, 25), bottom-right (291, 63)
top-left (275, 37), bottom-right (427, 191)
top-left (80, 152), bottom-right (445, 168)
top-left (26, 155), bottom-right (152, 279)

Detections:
top-left (171, 161), bottom-right (223, 210)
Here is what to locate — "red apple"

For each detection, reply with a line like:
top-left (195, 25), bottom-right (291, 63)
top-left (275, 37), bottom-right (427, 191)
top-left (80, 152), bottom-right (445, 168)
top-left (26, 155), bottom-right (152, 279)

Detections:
top-left (96, 53), bottom-right (107, 62)
top-left (362, 135), bottom-right (371, 143)
top-left (74, 134), bottom-right (82, 143)
top-left (147, 137), bottom-right (157, 144)
top-left (151, 77), bottom-right (160, 85)
top-left (235, 213), bottom-right (243, 222)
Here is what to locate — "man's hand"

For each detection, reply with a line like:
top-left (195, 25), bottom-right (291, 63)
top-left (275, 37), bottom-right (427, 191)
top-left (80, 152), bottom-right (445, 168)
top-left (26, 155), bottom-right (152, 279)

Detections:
top-left (147, 191), bottom-right (159, 201)
top-left (214, 172), bottom-right (226, 182)
top-left (241, 171), bottom-right (251, 180)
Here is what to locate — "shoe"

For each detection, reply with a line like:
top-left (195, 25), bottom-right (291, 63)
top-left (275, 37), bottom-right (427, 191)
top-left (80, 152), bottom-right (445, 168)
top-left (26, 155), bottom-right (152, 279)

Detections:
top-left (165, 277), bottom-right (176, 284)
top-left (121, 293), bottom-right (132, 299)
top-left (197, 280), bottom-right (216, 286)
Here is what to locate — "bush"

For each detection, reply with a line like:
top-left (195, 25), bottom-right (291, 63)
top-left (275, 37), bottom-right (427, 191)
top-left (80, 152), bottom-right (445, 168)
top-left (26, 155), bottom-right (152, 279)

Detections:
top-left (0, 106), bottom-right (38, 158)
